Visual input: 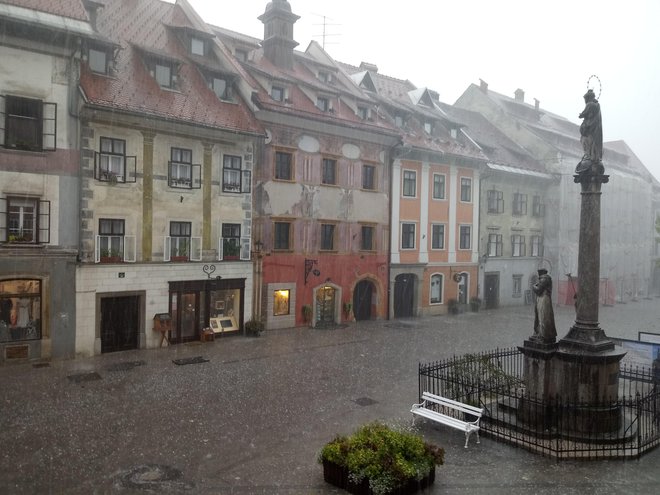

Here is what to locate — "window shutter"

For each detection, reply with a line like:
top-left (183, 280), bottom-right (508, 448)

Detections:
top-left (95, 235), bottom-right (101, 262)
top-left (217, 237), bottom-right (224, 260)
top-left (241, 170), bottom-right (251, 193)
top-left (125, 155), bottom-right (137, 183)
top-left (0, 95), bottom-right (5, 147)
top-left (42, 102), bottom-right (57, 151)
top-left (163, 237), bottom-right (171, 261)
top-left (0, 197), bottom-right (6, 241)
top-left (240, 237), bottom-right (250, 260)
top-left (124, 235), bottom-right (136, 262)
top-left (38, 200), bottom-right (51, 243)
top-left (190, 236), bottom-right (202, 261)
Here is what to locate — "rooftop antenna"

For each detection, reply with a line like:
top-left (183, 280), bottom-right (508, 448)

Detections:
top-left (311, 13), bottom-right (341, 50)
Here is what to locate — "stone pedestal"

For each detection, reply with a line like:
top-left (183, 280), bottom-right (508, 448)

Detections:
top-left (519, 340), bottom-right (558, 429)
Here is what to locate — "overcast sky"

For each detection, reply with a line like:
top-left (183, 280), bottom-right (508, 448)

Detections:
top-left (184, 0), bottom-right (660, 181)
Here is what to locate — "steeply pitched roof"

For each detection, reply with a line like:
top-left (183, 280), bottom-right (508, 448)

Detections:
top-left (339, 62), bottom-right (486, 162)
top-left (79, 0), bottom-right (263, 136)
top-left (439, 103), bottom-right (546, 174)
top-left (1, 0), bottom-right (89, 21)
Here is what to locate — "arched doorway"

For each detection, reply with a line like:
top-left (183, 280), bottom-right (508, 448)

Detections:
top-left (353, 280), bottom-right (375, 321)
top-left (315, 284), bottom-right (337, 327)
top-left (394, 273), bottom-right (415, 318)
top-left (457, 272), bottom-right (469, 304)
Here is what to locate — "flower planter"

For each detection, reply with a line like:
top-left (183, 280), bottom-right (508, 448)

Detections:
top-left (100, 256), bottom-right (122, 263)
top-left (322, 460), bottom-right (435, 495)
top-left (170, 256), bottom-right (189, 262)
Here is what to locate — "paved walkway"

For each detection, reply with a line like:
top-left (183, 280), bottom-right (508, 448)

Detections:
top-left (1, 299), bottom-right (660, 494)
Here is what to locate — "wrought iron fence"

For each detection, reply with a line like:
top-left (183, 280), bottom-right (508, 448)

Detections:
top-left (418, 348), bottom-right (660, 459)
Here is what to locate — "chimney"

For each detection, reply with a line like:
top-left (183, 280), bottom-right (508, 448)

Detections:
top-left (479, 79), bottom-right (488, 93)
top-left (514, 88), bottom-right (524, 102)
top-left (258, 0), bottom-right (300, 70)
top-left (534, 98), bottom-right (540, 111)
top-left (359, 62), bottom-right (378, 73)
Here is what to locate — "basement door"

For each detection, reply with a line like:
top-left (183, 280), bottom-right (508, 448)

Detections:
top-left (100, 295), bottom-right (139, 353)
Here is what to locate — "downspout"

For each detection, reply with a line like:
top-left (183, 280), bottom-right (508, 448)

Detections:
top-left (387, 138), bottom-right (404, 320)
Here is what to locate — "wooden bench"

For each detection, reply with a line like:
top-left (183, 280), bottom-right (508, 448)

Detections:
top-left (411, 392), bottom-right (483, 448)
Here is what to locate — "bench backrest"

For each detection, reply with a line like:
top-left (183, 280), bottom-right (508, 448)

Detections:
top-left (421, 391), bottom-right (483, 417)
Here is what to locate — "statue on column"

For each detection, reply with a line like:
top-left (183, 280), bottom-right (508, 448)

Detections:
top-left (532, 269), bottom-right (557, 343)
top-left (575, 88), bottom-right (604, 175)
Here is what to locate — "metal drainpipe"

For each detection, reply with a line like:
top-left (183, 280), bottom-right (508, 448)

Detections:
top-left (387, 139), bottom-right (404, 320)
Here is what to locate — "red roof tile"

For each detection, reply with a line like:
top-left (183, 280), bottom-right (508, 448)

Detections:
top-left (80, 0), bottom-right (263, 136)
top-left (1, 0), bottom-right (89, 21)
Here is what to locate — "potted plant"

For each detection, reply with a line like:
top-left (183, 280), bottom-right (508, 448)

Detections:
top-left (223, 240), bottom-right (241, 260)
top-left (319, 422), bottom-right (444, 495)
top-left (100, 248), bottom-right (122, 263)
top-left (342, 301), bottom-right (352, 320)
top-left (469, 297), bottom-right (482, 312)
top-left (171, 240), bottom-right (189, 262)
top-left (302, 304), bottom-right (313, 325)
top-left (447, 298), bottom-right (459, 315)
top-left (244, 318), bottom-right (264, 337)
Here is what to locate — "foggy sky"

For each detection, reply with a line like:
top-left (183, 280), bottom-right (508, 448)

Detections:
top-left (184, 0), bottom-right (660, 182)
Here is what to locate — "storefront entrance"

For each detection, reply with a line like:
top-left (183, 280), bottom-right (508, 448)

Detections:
top-left (168, 278), bottom-right (245, 344)
top-left (315, 285), bottom-right (336, 327)
top-left (101, 295), bottom-right (139, 353)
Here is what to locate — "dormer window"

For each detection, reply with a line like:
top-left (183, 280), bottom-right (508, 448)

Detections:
top-left (357, 106), bottom-right (368, 120)
top-left (210, 77), bottom-right (228, 100)
top-left (316, 96), bottom-right (330, 112)
top-left (424, 122), bottom-right (433, 134)
top-left (450, 128), bottom-right (458, 139)
top-left (235, 49), bottom-right (248, 62)
top-left (271, 86), bottom-right (285, 102)
top-left (395, 115), bottom-right (404, 128)
top-left (155, 62), bottom-right (173, 88)
top-left (89, 48), bottom-right (108, 74)
top-left (191, 37), bottom-right (205, 56)
top-left (318, 71), bottom-right (332, 83)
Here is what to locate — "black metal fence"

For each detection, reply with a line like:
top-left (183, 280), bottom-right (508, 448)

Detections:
top-left (418, 348), bottom-right (660, 459)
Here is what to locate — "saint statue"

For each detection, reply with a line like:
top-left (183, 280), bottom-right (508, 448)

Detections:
top-left (532, 269), bottom-right (557, 343)
top-left (575, 89), bottom-right (604, 174)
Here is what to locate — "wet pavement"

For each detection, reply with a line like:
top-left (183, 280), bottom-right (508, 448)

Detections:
top-left (1, 299), bottom-right (660, 494)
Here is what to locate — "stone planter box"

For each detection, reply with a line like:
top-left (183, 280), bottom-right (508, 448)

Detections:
top-left (322, 460), bottom-right (435, 495)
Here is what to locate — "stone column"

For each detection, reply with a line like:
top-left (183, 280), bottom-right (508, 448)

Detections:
top-left (553, 171), bottom-right (625, 434)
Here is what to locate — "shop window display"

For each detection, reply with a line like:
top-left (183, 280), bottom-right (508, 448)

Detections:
top-left (0, 279), bottom-right (41, 342)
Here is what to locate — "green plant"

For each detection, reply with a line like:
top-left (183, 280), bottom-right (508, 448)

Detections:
top-left (100, 248), bottom-right (122, 258)
top-left (342, 301), bottom-right (352, 318)
top-left (223, 240), bottom-right (241, 258)
top-left (171, 239), bottom-right (189, 258)
top-left (318, 422), bottom-right (443, 495)
top-left (244, 318), bottom-right (264, 336)
top-left (444, 353), bottom-right (523, 405)
top-left (302, 304), bottom-right (312, 323)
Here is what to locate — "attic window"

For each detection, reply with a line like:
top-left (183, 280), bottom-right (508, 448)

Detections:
top-left (318, 71), bottom-right (332, 83)
top-left (357, 106), bottom-right (368, 120)
top-left (210, 77), bottom-right (229, 100)
top-left (450, 128), bottom-right (458, 139)
top-left (395, 115), bottom-right (404, 128)
top-left (155, 62), bottom-right (174, 88)
top-left (89, 48), bottom-right (108, 74)
top-left (316, 96), bottom-right (330, 112)
top-left (235, 49), bottom-right (248, 62)
top-left (191, 37), bottom-right (205, 56)
top-left (424, 122), bottom-right (432, 134)
top-left (271, 86), bottom-right (285, 102)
